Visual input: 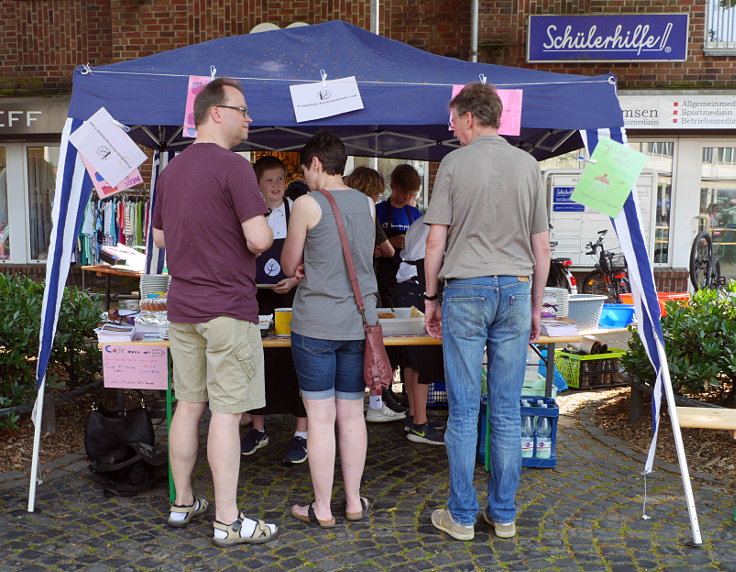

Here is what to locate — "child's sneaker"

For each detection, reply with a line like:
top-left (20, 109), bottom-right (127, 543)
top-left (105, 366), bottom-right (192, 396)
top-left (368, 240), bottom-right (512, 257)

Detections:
top-left (166, 495), bottom-right (209, 528)
top-left (283, 436), bottom-right (308, 464)
top-left (241, 429), bottom-right (269, 456)
top-left (212, 510), bottom-right (278, 547)
top-left (406, 422), bottom-right (445, 445)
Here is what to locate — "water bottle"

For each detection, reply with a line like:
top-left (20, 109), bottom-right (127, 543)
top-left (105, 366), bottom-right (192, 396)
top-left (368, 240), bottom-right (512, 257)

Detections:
top-left (521, 402), bottom-right (534, 458)
top-left (535, 405), bottom-right (552, 459)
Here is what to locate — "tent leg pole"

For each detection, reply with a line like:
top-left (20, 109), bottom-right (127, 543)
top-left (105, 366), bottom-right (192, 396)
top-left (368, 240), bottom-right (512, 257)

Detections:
top-left (661, 370), bottom-right (702, 545)
top-left (27, 380), bottom-right (46, 513)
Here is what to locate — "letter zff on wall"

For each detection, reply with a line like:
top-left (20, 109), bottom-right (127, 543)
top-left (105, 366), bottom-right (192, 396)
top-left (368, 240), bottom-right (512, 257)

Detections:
top-left (527, 15), bottom-right (688, 62)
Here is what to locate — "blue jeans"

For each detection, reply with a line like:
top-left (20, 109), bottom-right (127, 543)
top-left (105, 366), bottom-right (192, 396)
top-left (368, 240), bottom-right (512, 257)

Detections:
top-left (290, 332), bottom-right (365, 400)
top-left (441, 276), bottom-right (531, 525)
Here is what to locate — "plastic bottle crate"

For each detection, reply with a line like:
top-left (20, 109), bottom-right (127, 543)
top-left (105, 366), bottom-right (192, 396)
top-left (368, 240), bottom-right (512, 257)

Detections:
top-left (554, 348), bottom-right (627, 389)
top-left (478, 396), bottom-right (558, 469)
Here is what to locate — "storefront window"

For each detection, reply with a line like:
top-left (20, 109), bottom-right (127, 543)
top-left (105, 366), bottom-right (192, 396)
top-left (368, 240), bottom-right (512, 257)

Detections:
top-left (700, 146), bottom-right (736, 282)
top-left (27, 145), bottom-right (59, 260)
top-left (630, 141), bottom-right (674, 264)
top-left (0, 147), bottom-right (8, 259)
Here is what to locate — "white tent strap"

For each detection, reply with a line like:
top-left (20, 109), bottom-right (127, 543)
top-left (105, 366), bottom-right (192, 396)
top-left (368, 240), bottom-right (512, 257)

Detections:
top-left (78, 68), bottom-right (616, 89)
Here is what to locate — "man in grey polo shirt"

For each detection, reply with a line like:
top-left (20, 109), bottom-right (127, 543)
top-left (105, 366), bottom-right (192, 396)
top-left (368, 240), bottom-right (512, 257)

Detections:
top-left (423, 82), bottom-right (550, 541)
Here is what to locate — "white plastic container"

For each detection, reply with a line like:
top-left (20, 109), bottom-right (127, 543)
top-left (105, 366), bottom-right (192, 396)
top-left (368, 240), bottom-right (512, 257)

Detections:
top-left (567, 294), bottom-right (607, 331)
top-left (376, 307), bottom-right (426, 336)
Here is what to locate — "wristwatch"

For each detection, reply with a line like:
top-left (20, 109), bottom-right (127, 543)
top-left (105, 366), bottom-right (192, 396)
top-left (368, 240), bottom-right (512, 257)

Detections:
top-left (422, 292), bottom-right (439, 301)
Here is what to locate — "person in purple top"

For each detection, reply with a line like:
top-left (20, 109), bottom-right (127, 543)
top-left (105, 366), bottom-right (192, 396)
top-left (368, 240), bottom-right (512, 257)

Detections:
top-left (152, 78), bottom-right (278, 547)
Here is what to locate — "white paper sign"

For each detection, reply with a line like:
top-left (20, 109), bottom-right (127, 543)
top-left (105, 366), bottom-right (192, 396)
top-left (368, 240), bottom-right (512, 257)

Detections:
top-left (69, 107), bottom-right (147, 187)
top-left (289, 76), bottom-right (364, 123)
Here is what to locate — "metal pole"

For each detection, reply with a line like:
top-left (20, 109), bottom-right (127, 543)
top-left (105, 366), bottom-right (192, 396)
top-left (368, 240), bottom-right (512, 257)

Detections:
top-left (470, 0), bottom-right (479, 62)
top-left (370, 0), bottom-right (380, 35)
top-left (27, 379), bottom-right (46, 512)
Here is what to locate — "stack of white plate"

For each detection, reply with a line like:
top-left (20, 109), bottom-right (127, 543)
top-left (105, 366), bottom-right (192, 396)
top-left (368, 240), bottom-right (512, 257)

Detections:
top-left (140, 274), bottom-right (171, 299)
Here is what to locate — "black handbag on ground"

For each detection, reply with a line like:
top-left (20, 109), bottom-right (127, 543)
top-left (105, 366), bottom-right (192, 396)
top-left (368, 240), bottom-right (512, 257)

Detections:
top-left (84, 392), bottom-right (165, 497)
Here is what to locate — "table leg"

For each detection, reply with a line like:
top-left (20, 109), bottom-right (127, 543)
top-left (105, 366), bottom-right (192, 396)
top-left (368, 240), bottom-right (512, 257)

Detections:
top-left (105, 274), bottom-right (111, 311)
top-left (544, 343), bottom-right (556, 398)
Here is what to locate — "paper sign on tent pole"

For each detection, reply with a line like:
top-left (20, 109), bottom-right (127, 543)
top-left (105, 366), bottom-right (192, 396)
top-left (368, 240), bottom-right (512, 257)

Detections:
top-left (572, 137), bottom-right (648, 218)
top-left (69, 107), bottom-right (146, 187)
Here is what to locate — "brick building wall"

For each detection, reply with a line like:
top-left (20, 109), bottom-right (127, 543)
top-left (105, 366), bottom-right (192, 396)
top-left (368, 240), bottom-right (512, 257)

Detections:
top-left (478, 0), bottom-right (735, 89)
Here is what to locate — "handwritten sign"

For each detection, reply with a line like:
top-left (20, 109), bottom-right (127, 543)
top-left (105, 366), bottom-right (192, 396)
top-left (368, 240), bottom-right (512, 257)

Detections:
top-left (451, 85), bottom-right (522, 136)
top-left (571, 138), bottom-right (648, 218)
top-left (102, 344), bottom-right (169, 390)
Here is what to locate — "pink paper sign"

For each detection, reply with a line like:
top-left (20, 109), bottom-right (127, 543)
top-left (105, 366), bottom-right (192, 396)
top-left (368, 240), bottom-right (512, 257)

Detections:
top-left (102, 344), bottom-right (169, 390)
top-left (82, 155), bottom-right (143, 200)
top-left (183, 76), bottom-right (213, 138)
top-left (450, 85), bottom-right (523, 136)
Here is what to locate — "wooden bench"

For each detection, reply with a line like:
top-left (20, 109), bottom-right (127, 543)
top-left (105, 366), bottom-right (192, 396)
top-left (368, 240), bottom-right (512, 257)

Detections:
top-left (676, 407), bottom-right (736, 439)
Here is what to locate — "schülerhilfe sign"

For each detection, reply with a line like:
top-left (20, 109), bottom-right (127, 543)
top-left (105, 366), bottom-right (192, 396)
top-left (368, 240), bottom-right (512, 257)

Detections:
top-left (527, 14), bottom-right (688, 62)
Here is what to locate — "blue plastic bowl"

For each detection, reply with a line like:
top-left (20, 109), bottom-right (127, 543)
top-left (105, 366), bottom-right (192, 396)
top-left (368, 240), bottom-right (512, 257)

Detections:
top-left (598, 304), bottom-right (635, 328)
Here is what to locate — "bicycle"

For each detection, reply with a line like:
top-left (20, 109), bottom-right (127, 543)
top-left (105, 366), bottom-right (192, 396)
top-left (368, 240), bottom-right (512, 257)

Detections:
top-left (689, 230), bottom-right (723, 291)
top-left (580, 229), bottom-right (631, 303)
top-left (546, 241), bottom-right (577, 294)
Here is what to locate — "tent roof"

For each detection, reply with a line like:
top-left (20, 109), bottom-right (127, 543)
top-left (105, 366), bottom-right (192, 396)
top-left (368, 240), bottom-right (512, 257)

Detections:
top-left (69, 20), bottom-right (623, 161)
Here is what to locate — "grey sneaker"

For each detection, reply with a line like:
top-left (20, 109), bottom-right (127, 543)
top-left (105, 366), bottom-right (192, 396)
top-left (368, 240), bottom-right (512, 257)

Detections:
top-left (483, 508), bottom-right (516, 538)
top-left (241, 429), bottom-right (269, 456)
top-left (366, 404), bottom-right (406, 423)
top-left (431, 508), bottom-right (474, 541)
top-left (212, 510), bottom-right (278, 547)
top-left (407, 422), bottom-right (445, 445)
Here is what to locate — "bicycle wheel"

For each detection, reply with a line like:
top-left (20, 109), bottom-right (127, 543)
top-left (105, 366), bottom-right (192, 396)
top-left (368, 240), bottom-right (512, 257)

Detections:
top-left (581, 271), bottom-right (616, 302)
top-left (689, 231), bottom-right (713, 291)
top-left (546, 265), bottom-right (572, 292)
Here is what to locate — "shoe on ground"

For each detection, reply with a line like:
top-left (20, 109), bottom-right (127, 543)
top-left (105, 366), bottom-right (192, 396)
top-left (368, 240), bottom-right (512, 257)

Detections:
top-left (406, 422), bottom-right (445, 445)
top-left (404, 414), bottom-right (446, 432)
top-left (166, 494), bottom-right (209, 528)
top-left (383, 389), bottom-right (408, 413)
top-left (212, 510), bottom-right (278, 547)
top-left (483, 508), bottom-right (516, 538)
top-left (431, 508), bottom-right (474, 541)
top-left (241, 429), bottom-right (269, 456)
top-left (283, 435), bottom-right (308, 464)
top-left (366, 404), bottom-right (406, 423)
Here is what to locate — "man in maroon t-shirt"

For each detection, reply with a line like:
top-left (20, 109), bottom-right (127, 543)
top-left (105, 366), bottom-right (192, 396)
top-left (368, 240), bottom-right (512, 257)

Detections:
top-left (152, 78), bottom-right (277, 547)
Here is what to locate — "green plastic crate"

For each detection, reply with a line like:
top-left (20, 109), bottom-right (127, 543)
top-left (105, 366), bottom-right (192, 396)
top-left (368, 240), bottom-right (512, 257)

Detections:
top-left (554, 348), bottom-right (627, 389)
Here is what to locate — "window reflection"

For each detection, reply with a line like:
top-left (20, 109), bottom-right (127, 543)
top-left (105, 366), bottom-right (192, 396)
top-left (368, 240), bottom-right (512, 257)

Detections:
top-left (700, 146), bottom-right (736, 282)
top-left (27, 146), bottom-right (59, 260)
top-left (0, 147), bottom-right (8, 259)
top-left (630, 142), bottom-right (674, 264)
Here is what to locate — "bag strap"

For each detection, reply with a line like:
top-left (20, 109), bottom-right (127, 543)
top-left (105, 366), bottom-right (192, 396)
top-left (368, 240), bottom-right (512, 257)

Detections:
top-left (315, 189), bottom-right (368, 326)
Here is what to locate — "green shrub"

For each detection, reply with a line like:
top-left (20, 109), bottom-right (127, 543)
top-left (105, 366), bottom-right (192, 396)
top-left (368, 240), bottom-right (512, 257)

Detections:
top-left (0, 273), bottom-right (103, 407)
top-left (621, 283), bottom-right (736, 405)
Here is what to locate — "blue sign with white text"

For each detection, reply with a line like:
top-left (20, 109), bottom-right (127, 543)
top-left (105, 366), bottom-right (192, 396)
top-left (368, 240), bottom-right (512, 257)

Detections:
top-left (553, 187), bottom-right (585, 212)
top-left (528, 14), bottom-right (689, 62)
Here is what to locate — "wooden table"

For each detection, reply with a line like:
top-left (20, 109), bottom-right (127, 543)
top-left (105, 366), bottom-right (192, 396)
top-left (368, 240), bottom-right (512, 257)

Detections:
top-left (82, 264), bottom-right (144, 310)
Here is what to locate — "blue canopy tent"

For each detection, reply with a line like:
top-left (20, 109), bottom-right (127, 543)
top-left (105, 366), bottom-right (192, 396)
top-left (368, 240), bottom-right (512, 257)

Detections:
top-left (31, 20), bottom-right (698, 543)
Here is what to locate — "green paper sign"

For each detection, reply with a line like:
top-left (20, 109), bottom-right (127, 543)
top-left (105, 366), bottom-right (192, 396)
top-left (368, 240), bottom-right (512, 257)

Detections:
top-left (571, 138), bottom-right (648, 218)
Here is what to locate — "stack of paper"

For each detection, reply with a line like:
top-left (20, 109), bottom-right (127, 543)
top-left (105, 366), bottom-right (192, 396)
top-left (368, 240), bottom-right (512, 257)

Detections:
top-left (540, 319), bottom-right (579, 338)
top-left (95, 323), bottom-right (135, 343)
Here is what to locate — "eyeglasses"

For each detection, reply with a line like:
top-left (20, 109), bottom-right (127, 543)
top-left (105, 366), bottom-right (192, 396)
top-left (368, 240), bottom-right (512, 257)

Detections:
top-left (216, 105), bottom-right (249, 118)
top-left (448, 111), bottom-right (465, 129)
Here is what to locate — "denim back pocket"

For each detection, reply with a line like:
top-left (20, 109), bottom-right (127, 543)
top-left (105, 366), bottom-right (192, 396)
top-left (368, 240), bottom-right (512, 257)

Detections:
top-left (507, 294), bottom-right (531, 336)
top-left (445, 296), bottom-right (485, 338)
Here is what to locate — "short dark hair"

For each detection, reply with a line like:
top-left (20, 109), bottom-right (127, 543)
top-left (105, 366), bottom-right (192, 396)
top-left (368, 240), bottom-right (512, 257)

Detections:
top-left (253, 155), bottom-right (287, 182)
top-left (344, 167), bottom-right (385, 200)
top-left (193, 78), bottom-right (243, 127)
top-left (300, 130), bottom-right (347, 176)
top-left (390, 164), bottom-right (421, 193)
top-left (450, 82), bottom-right (503, 129)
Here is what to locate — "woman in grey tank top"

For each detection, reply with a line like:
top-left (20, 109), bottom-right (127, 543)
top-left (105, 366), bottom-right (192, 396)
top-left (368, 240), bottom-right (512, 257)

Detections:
top-left (282, 132), bottom-right (378, 528)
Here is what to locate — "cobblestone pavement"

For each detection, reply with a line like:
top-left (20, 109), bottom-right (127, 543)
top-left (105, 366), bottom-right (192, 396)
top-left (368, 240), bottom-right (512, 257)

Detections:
top-left (1, 392), bottom-right (735, 571)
